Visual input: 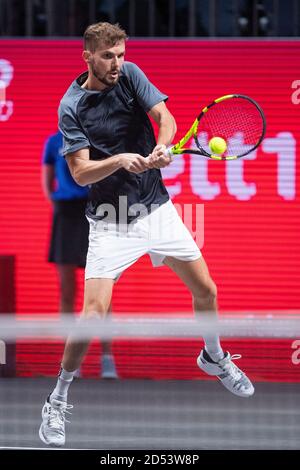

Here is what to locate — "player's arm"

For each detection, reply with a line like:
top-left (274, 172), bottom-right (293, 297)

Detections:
top-left (41, 164), bottom-right (55, 200)
top-left (66, 148), bottom-right (148, 186)
top-left (149, 101), bottom-right (177, 147)
top-left (147, 101), bottom-right (177, 169)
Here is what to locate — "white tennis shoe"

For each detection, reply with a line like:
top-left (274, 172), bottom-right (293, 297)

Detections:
top-left (197, 349), bottom-right (255, 397)
top-left (39, 395), bottom-right (73, 447)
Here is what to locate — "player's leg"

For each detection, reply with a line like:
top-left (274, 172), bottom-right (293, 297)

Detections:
top-left (61, 278), bottom-right (114, 372)
top-left (56, 263), bottom-right (83, 377)
top-left (57, 264), bottom-right (76, 314)
top-left (163, 256), bottom-right (254, 397)
top-left (40, 215), bottom-right (149, 446)
top-left (39, 278), bottom-right (114, 447)
top-left (163, 256), bottom-right (222, 359)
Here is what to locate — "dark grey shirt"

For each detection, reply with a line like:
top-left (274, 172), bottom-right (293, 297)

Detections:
top-left (58, 61), bottom-right (170, 222)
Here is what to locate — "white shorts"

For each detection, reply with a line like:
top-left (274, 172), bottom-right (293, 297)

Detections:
top-left (85, 200), bottom-right (201, 281)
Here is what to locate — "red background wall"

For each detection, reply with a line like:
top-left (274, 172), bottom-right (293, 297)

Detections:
top-left (0, 40), bottom-right (299, 381)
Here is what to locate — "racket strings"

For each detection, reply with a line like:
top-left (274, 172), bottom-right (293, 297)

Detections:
top-left (196, 98), bottom-right (264, 157)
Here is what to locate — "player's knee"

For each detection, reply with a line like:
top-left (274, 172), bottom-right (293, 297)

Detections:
top-left (82, 299), bottom-right (109, 318)
top-left (194, 280), bottom-right (217, 304)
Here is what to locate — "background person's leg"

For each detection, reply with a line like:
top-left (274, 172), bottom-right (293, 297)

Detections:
top-left (57, 264), bottom-right (77, 314)
top-left (101, 303), bottom-right (119, 379)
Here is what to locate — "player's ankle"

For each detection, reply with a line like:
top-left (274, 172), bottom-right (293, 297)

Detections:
top-left (50, 392), bottom-right (67, 403)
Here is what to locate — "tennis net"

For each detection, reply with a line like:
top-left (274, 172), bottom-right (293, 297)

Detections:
top-left (0, 312), bottom-right (299, 450)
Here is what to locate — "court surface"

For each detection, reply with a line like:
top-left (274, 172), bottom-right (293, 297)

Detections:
top-left (0, 378), bottom-right (299, 450)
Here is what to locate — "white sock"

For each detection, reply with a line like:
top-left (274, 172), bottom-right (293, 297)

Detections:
top-left (203, 335), bottom-right (224, 362)
top-left (51, 367), bottom-right (76, 402)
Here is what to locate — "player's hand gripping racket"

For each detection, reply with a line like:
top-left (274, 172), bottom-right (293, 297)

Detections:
top-left (165, 94), bottom-right (266, 160)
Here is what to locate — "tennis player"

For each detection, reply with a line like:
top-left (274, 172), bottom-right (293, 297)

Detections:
top-left (39, 22), bottom-right (254, 447)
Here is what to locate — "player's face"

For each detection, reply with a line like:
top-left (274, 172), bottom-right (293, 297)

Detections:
top-left (89, 40), bottom-right (125, 88)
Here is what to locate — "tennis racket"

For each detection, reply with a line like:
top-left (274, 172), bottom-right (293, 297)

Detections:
top-left (165, 94), bottom-right (266, 161)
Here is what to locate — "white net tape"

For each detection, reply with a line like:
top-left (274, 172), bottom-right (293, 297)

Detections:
top-left (0, 312), bottom-right (300, 340)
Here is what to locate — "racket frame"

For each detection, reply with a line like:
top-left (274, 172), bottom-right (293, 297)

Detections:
top-left (166, 94), bottom-right (266, 161)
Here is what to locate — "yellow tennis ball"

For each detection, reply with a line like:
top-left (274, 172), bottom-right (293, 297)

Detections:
top-left (208, 137), bottom-right (227, 154)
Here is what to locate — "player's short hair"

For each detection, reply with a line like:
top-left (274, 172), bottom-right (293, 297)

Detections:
top-left (84, 22), bottom-right (128, 52)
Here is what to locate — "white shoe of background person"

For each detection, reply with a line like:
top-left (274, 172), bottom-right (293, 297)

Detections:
top-left (39, 395), bottom-right (73, 447)
top-left (101, 354), bottom-right (119, 379)
top-left (197, 349), bottom-right (255, 397)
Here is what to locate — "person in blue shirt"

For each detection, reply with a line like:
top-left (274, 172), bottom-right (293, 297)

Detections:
top-left (41, 129), bottom-right (118, 380)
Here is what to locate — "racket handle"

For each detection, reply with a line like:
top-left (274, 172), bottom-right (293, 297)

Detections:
top-left (164, 146), bottom-right (174, 157)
